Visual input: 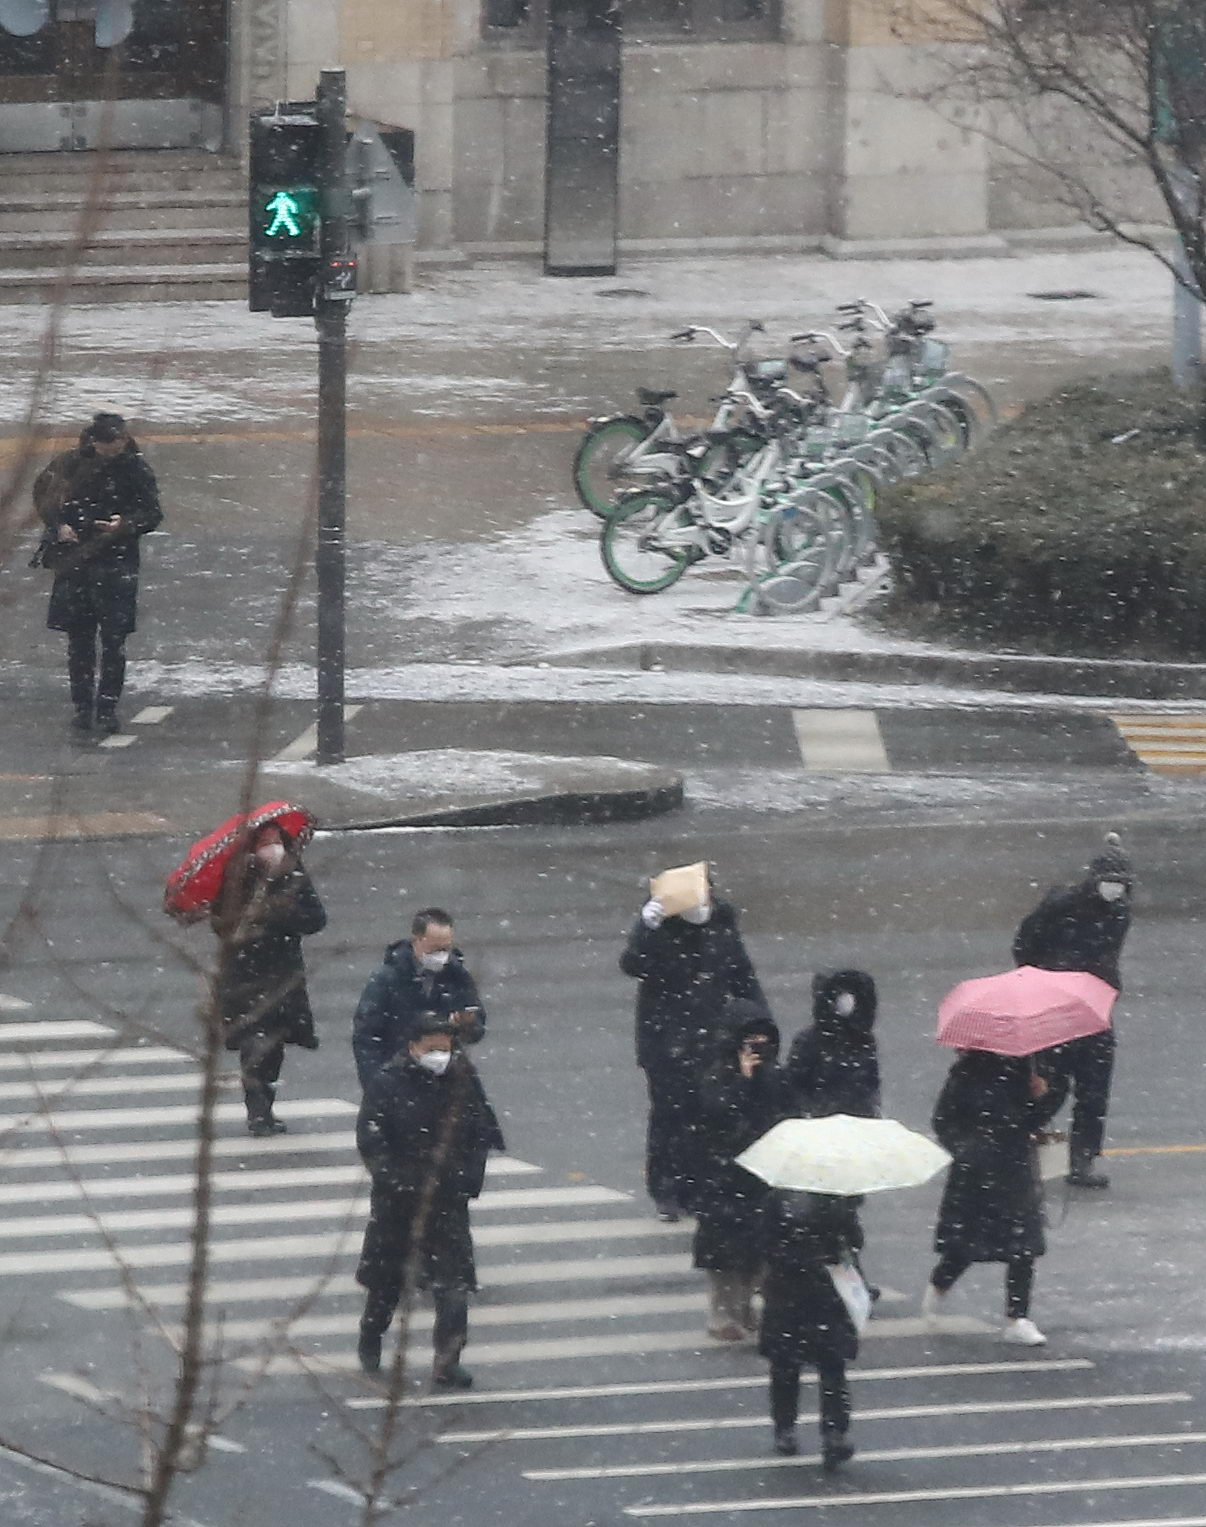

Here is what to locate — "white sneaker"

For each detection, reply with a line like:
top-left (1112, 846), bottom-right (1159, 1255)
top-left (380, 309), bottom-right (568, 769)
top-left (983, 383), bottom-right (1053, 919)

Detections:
top-left (1001, 1317), bottom-right (1047, 1347)
top-left (920, 1283), bottom-right (948, 1329)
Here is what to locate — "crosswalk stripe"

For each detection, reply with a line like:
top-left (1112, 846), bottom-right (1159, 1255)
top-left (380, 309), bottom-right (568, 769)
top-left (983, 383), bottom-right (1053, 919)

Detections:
top-left (345, 1357), bottom-right (1093, 1411)
top-left (0, 1183), bottom-right (628, 1241)
top-left (0, 1129), bottom-right (362, 1169)
top-left (248, 1315), bottom-right (994, 1376)
top-left (0, 1046), bottom-right (191, 1073)
top-left (129, 706), bottom-right (174, 725)
top-left (0, 1071), bottom-right (238, 1103)
top-left (791, 709), bottom-right (890, 772)
top-left (4, 1163), bottom-right (560, 1209)
top-left (1113, 714), bottom-right (1206, 774)
top-left (0, 996), bottom-right (34, 1013)
top-left (624, 1471), bottom-right (1206, 1517)
top-left (64, 1252), bottom-right (708, 1311)
top-left (441, 1390), bottom-right (1192, 1445)
top-left (0, 1097), bottom-right (356, 1133)
top-left (0, 1020), bottom-right (115, 1042)
top-left (526, 1430), bottom-right (1206, 1482)
top-left (0, 1214), bottom-right (686, 1277)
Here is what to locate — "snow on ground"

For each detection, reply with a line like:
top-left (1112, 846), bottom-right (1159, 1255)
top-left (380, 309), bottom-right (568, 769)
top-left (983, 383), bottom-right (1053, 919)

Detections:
top-left (123, 657), bottom-right (1206, 714)
top-left (266, 748), bottom-right (656, 800)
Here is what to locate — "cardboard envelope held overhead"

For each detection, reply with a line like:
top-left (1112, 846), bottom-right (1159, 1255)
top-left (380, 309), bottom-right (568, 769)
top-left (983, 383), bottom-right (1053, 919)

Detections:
top-left (649, 861), bottom-right (709, 918)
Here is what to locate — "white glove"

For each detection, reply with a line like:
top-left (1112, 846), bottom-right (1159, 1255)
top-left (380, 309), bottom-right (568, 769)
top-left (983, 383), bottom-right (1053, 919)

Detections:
top-left (641, 898), bottom-right (666, 929)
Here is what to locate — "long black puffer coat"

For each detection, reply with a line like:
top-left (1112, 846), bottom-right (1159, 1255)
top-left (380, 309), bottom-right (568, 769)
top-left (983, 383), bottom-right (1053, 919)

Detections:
top-left (211, 853), bottom-right (327, 1051)
top-left (355, 1050), bottom-right (505, 1294)
top-left (759, 1191), bottom-right (864, 1367)
top-left (620, 897), bottom-right (767, 1073)
top-left (692, 1001), bottom-right (788, 1274)
top-left (932, 1052), bottom-right (1059, 1263)
top-left (786, 970), bottom-right (881, 1119)
top-left (1012, 850), bottom-right (1133, 992)
top-left (35, 441), bottom-right (163, 635)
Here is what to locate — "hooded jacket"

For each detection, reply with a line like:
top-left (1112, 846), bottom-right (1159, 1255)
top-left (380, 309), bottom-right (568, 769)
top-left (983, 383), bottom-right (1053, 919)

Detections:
top-left (1012, 849), bottom-right (1133, 992)
top-left (786, 970), bottom-right (881, 1120)
top-left (353, 940), bottom-right (485, 1088)
top-left (620, 896), bottom-right (767, 1071)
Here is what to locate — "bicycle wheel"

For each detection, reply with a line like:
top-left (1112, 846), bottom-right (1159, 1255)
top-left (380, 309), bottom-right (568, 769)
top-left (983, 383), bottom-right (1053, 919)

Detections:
top-left (600, 491), bottom-right (697, 594)
top-left (762, 489), bottom-right (838, 610)
top-left (573, 416), bottom-right (650, 519)
top-left (803, 472), bottom-right (864, 579)
top-left (828, 458), bottom-right (880, 565)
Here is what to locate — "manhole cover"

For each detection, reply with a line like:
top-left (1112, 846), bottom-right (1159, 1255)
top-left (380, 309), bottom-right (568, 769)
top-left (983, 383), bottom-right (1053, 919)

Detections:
top-left (595, 287), bottom-right (652, 299)
top-left (1027, 289), bottom-right (1101, 301)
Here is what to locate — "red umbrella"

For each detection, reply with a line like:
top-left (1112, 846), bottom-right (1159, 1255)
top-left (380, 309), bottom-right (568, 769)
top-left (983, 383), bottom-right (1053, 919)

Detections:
top-left (937, 966), bottom-right (1116, 1056)
top-left (163, 802), bottom-right (316, 924)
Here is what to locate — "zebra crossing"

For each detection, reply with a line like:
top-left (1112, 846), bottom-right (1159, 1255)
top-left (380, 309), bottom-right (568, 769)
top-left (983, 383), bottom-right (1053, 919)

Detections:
top-left (1112, 713), bottom-right (1206, 775)
top-left (2, 1010), bottom-right (1205, 1524)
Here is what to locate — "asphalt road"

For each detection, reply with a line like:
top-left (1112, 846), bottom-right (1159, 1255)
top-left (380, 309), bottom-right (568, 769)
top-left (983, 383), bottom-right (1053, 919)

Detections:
top-left (0, 805), bottom-right (1205, 1526)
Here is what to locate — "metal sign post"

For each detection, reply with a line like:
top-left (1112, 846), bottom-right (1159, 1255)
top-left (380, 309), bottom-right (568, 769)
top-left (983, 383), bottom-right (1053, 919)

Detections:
top-left (314, 68), bottom-right (354, 766)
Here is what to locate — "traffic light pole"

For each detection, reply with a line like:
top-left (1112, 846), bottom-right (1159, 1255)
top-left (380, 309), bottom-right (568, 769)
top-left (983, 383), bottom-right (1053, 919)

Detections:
top-left (314, 68), bottom-right (349, 766)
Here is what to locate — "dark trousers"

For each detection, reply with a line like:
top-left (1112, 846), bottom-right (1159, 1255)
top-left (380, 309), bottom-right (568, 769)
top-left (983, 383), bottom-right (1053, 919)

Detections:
top-left (643, 1062), bottom-right (701, 1209)
top-left (1045, 1029), bottom-right (1116, 1166)
top-left (932, 1251), bottom-right (1034, 1319)
top-left (769, 1355), bottom-right (850, 1440)
top-left (361, 1283), bottom-right (470, 1372)
top-left (238, 1028), bottom-right (284, 1124)
top-left (67, 619), bottom-right (127, 716)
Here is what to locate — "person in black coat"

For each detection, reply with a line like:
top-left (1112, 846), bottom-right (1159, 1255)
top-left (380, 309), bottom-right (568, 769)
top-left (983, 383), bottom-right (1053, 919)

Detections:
top-left (211, 823), bottom-right (327, 1136)
top-left (759, 1190), bottom-right (863, 1467)
top-left (355, 1016), bottom-right (505, 1388)
top-left (787, 970), bottom-right (881, 1120)
top-left (693, 1001), bottom-right (787, 1341)
top-left (352, 907), bottom-right (486, 1089)
top-left (923, 1050), bottom-right (1060, 1346)
top-left (1012, 836), bottom-right (1133, 1188)
top-left (620, 884), bottom-right (767, 1221)
top-left (33, 413), bottom-right (163, 736)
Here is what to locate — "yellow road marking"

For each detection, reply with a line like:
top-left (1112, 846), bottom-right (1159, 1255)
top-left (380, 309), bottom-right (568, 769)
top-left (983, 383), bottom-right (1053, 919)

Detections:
top-left (0, 810), bottom-right (172, 841)
top-left (1112, 713), bottom-right (1206, 775)
top-left (1103, 1144), bottom-right (1206, 1157)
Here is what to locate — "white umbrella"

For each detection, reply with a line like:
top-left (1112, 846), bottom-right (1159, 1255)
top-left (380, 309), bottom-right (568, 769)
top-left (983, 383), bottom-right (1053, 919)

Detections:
top-left (735, 1115), bottom-right (951, 1196)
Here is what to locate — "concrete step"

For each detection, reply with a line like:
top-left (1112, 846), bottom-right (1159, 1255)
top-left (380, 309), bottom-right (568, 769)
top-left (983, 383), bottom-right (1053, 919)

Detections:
top-left (0, 263), bottom-right (246, 304)
top-left (0, 151), bottom-right (242, 198)
top-left (0, 228), bottom-right (245, 271)
top-left (0, 190), bottom-right (244, 236)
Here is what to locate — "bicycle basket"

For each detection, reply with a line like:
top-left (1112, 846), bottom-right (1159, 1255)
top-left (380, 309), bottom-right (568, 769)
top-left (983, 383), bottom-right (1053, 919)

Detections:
top-left (917, 338), bottom-right (950, 377)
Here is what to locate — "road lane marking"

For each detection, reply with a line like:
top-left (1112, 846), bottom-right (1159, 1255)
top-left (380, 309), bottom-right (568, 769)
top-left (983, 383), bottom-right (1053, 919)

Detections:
top-left (0, 1071), bottom-right (236, 1103)
top-left (67, 1252), bottom-right (708, 1311)
top-left (1113, 714), bottom-right (1206, 775)
top-left (0, 1020), bottom-right (114, 1041)
top-left (791, 709), bottom-right (890, 772)
top-left (0, 995), bottom-right (33, 1012)
top-left (307, 1481), bottom-right (364, 1505)
top-left (97, 735), bottom-right (137, 750)
top-left (0, 1097), bottom-right (356, 1134)
top-left (0, 1045), bottom-right (190, 1073)
top-left (440, 1390), bottom-right (1191, 1444)
top-left (18, 1156), bottom-right (535, 1207)
top-left (129, 706), bottom-right (174, 725)
top-left (346, 1357), bottom-right (1093, 1410)
top-left (527, 1430), bottom-right (1206, 1482)
top-left (0, 810), bottom-right (171, 840)
top-left (0, 1128), bottom-right (361, 1169)
top-left (272, 705), bottom-right (363, 762)
top-left (624, 1471), bottom-right (1206, 1517)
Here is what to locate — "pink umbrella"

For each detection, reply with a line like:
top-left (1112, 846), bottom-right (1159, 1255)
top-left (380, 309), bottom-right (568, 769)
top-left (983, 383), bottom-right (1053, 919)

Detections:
top-left (937, 966), bottom-right (1116, 1056)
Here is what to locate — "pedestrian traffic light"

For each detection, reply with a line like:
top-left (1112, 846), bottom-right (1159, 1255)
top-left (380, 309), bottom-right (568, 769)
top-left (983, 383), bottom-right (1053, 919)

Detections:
top-left (249, 105), bottom-right (322, 317)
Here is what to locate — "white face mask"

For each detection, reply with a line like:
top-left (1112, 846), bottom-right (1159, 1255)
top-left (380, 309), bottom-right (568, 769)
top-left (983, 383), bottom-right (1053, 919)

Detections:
top-left (255, 842), bottom-right (287, 873)
top-left (834, 992), bottom-right (857, 1018)
top-left (681, 902), bottom-right (712, 925)
top-left (419, 950), bottom-right (451, 973)
top-left (1098, 880), bottom-right (1126, 903)
top-left (417, 1049), bottom-right (452, 1075)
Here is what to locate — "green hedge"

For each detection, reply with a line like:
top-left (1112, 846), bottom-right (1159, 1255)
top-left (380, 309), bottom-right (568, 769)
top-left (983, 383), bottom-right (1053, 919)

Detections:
top-left (875, 373), bottom-right (1206, 658)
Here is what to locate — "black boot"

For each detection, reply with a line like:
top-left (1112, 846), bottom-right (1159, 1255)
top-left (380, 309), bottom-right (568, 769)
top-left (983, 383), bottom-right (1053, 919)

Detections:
top-left (71, 707), bottom-right (93, 734)
top-left (773, 1427), bottom-right (798, 1456)
top-left (95, 705), bottom-right (120, 737)
top-left (822, 1434), bottom-right (855, 1472)
top-left (357, 1324), bottom-right (383, 1374)
top-left (1067, 1151), bottom-right (1109, 1189)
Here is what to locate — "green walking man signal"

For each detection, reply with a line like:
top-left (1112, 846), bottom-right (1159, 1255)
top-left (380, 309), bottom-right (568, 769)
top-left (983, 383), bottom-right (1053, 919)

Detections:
top-left (258, 186), bottom-right (319, 246)
top-left (265, 191), bottom-right (301, 238)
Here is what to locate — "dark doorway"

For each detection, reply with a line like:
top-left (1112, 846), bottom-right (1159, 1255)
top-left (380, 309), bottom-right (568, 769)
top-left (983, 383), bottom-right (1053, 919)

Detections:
top-left (544, 0), bottom-right (620, 277)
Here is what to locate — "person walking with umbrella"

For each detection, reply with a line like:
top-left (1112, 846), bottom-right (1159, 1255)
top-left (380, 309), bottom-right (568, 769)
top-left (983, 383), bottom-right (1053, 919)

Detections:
top-left (33, 412), bottom-right (162, 736)
top-left (209, 813), bottom-right (327, 1136)
top-left (621, 861), bottom-right (768, 1222)
top-left (1012, 834), bottom-right (1133, 1188)
top-left (692, 1000), bottom-right (787, 1342)
top-left (736, 1115), bottom-right (950, 1465)
top-left (355, 1015), bottom-right (505, 1388)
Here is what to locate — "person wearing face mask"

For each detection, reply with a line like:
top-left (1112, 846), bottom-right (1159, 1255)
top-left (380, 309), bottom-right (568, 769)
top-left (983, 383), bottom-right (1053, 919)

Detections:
top-left (621, 869), bottom-right (768, 1222)
top-left (786, 971), bottom-right (881, 1121)
top-left (1011, 835), bottom-right (1133, 1188)
top-left (353, 907), bottom-right (486, 1089)
top-left (211, 823), bottom-right (327, 1137)
top-left (693, 1001), bottom-right (787, 1340)
top-left (355, 1016), bottom-right (505, 1388)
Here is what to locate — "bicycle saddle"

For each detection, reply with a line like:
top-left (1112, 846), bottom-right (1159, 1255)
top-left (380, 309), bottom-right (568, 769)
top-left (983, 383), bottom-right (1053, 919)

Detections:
top-left (637, 387), bottom-right (678, 406)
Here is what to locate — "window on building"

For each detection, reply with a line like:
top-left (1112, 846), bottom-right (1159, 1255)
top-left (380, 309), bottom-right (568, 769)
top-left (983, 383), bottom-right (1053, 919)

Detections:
top-left (482, 0), bottom-right (779, 43)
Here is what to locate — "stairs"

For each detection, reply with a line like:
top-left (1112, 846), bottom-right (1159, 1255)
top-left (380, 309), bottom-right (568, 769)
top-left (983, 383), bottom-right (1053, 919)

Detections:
top-left (0, 150), bottom-right (246, 304)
